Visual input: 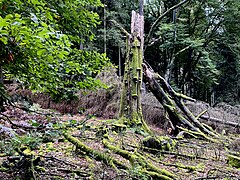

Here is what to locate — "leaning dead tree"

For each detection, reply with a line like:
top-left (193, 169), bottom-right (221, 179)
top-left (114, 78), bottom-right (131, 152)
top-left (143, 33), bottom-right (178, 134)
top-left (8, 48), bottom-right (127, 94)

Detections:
top-left (118, 9), bottom-right (218, 139)
top-left (142, 64), bottom-right (219, 139)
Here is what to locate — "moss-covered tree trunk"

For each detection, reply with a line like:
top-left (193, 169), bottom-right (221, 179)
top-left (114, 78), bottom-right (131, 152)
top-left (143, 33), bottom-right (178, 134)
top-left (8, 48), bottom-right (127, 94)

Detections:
top-left (119, 11), bottom-right (150, 132)
top-left (119, 10), bottom-right (217, 139)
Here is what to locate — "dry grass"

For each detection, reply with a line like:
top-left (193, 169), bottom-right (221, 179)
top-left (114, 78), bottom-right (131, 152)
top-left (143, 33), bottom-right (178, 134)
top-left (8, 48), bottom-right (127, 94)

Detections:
top-left (1, 86), bottom-right (240, 179)
top-left (6, 68), bottom-right (240, 133)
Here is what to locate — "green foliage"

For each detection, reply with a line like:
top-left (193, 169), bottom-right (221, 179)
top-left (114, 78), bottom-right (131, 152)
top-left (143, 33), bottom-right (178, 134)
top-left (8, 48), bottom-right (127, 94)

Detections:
top-left (0, 132), bottom-right (42, 155)
top-left (0, 0), bottom-right (111, 102)
top-left (94, 0), bottom-right (138, 59)
top-left (144, 0), bottom-right (240, 104)
top-left (46, 0), bottom-right (103, 44)
top-left (129, 164), bottom-right (149, 180)
top-left (228, 154), bottom-right (240, 168)
top-left (12, 133), bottom-right (42, 150)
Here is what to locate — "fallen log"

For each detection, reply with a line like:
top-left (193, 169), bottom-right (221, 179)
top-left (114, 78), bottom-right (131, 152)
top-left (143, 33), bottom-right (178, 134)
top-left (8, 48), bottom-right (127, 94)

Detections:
top-left (200, 115), bottom-right (240, 128)
top-left (142, 102), bottom-right (239, 129)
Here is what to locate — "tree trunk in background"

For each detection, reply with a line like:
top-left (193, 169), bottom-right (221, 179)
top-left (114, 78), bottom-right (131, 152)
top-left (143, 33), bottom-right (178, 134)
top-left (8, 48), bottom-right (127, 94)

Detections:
top-left (0, 65), bottom-right (4, 111)
top-left (118, 46), bottom-right (121, 76)
top-left (139, 0), bottom-right (144, 16)
top-left (103, 2), bottom-right (107, 54)
top-left (119, 11), bottom-right (150, 133)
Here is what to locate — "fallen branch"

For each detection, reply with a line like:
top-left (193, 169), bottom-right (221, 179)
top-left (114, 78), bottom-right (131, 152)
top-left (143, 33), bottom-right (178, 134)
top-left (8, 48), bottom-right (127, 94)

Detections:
top-left (57, 168), bottom-right (91, 177)
top-left (142, 102), bottom-right (239, 129)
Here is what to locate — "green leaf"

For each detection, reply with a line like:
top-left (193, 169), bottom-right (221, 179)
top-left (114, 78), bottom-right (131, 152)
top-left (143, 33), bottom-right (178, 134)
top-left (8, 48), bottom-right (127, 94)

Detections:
top-left (30, 120), bottom-right (40, 127)
top-left (0, 36), bottom-right (8, 44)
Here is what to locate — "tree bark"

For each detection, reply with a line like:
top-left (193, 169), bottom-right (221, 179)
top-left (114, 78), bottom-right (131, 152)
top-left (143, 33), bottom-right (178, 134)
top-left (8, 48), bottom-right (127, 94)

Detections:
top-left (117, 8), bottom-right (217, 139)
top-left (103, 1), bottom-right (107, 54)
top-left (119, 11), bottom-right (150, 133)
top-left (0, 65), bottom-right (5, 112)
top-left (143, 63), bottom-right (218, 138)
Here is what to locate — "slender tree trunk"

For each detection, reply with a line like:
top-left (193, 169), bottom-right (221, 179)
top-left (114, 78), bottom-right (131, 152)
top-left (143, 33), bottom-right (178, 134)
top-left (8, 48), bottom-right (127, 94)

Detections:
top-left (0, 65), bottom-right (4, 111)
top-left (103, 2), bottom-right (107, 54)
top-left (118, 46), bottom-right (121, 76)
top-left (139, 0), bottom-right (144, 16)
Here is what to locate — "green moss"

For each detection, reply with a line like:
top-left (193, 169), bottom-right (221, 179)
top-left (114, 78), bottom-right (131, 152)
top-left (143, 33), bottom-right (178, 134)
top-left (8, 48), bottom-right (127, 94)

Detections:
top-left (35, 166), bottom-right (47, 172)
top-left (119, 30), bottom-right (152, 135)
top-left (112, 123), bottom-right (127, 133)
top-left (228, 155), bottom-right (240, 168)
top-left (0, 166), bottom-right (8, 172)
top-left (96, 126), bottom-right (109, 137)
top-left (136, 152), bottom-right (176, 178)
top-left (141, 170), bottom-right (173, 180)
top-left (23, 148), bottom-right (36, 156)
top-left (142, 136), bottom-right (176, 151)
top-left (63, 132), bottom-right (127, 170)
top-left (46, 142), bottom-right (56, 152)
top-left (103, 139), bottom-right (175, 179)
top-left (117, 117), bottom-right (129, 125)
top-left (175, 163), bottom-right (196, 171)
top-left (133, 76), bottom-right (138, 80)
top-left (132, 94), bottom-right (138, 98)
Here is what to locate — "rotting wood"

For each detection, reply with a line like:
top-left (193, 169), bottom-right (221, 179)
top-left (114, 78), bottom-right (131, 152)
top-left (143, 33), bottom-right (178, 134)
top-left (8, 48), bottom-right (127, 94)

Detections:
top-left (115, 7), bottom-right (221, 140)
top-left (200, 115), bottom-right (240, 127)
top-left (119, 11), bottom-right (151, 133)
top-left (142, 63), bottom-right (219, 139)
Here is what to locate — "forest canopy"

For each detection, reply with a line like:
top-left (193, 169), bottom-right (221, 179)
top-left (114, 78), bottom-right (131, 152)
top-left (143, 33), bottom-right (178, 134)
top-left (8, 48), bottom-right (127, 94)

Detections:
top-left (101, 0), bottom-right (240, 105)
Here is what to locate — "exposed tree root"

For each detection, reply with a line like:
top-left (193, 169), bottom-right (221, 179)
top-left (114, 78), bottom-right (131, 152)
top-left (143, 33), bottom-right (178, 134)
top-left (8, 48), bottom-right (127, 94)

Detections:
top-left (141, 170), bottom-right (173, 180)
top-left (63, 130), bottom-right (176, 179)
top-left (15, 147), bottom-right (42, 180)
top-left (63, 131), bottom-right (127, 170)
top-left (0, 167), bottom-right (8, 172)
top-left (0, 153), bottom-right (7, 157)
top-left (103, 138), bottom-right (176, 179)
top-left (0, 146), bottom-right (43, 179)
top-left (142, 152), bottom-right (198, 172)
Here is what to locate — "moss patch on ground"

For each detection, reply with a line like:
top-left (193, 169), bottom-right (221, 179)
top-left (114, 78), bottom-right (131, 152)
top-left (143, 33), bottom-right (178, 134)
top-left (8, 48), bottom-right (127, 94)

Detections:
top-left (0, 104), bottom-right (240, 179)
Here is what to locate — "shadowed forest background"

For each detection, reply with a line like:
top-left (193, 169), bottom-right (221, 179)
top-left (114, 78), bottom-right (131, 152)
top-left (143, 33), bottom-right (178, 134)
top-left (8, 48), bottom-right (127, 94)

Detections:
top-left (0, 0), bottom-right (240, 179)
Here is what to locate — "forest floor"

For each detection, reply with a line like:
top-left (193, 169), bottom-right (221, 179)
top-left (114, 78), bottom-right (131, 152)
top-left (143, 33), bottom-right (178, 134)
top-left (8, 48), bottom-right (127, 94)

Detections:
top-left (0, 101), bottom-right (240, 180)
